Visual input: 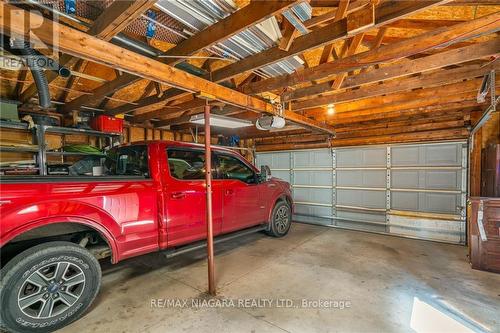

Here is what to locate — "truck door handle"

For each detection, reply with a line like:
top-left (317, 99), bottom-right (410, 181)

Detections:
top-left (225, 189), bottom-right (234, 196)
top-left (171, 192), bottom-right (186, 199)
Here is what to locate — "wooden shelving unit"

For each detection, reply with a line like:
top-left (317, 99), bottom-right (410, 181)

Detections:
top-left (0, 121), bottom-right (122, 175)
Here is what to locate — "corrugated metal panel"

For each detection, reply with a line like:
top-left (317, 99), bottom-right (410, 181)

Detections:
top-left (256, 141), bottom-right (467, 244)
top-left (155, 0), bottom-right (310, 78)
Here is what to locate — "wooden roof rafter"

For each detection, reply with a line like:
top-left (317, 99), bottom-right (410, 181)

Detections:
top-left (282, 39), bottom-right (499, 101)
top-left (209, 0), bottom-right (452, 84)
top-left (0, 2), bottom-right (336, 135)
top-left (61, 0), bottom-right (305, 114)
top-left (241, 12), bottom-right (500, 95)
top-left (19, 0), bottom-right (156, 104)
top-left (110, 0), bottom-right (452, 122)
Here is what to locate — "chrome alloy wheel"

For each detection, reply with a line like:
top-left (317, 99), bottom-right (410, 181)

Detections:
top-left (275, 205), bottom-right (290, 233)
top-left (17, 261), bottom-right (86, 319)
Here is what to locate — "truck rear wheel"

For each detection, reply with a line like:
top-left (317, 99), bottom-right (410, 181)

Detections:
top-left (266, 201), bottom-right (292, 238)
top-left (0, 241), bottom-right (101, 333)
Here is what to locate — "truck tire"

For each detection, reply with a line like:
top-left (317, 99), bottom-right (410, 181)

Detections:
top-left (0, 241), bottom-right (101, 333)
top-left (266, 200), bottom-right (292, 238)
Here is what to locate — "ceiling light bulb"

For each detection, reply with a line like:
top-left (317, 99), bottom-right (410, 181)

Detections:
top-left (327, 104), bottom-right (335, 115)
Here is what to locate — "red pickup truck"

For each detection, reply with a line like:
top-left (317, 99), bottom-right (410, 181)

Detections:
top-left (0, 141), bottom-right (292, 333)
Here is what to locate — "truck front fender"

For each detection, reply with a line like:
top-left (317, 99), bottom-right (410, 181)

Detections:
top-left (1, 201), bottom-right (120, 262)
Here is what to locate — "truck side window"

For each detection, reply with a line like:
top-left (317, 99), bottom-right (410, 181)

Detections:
top-left (217, 154), bottom-right (256, 184)
top-left (167, 149), bottom-right (215, 180)
top-left (105, 145), bottom-right (149, 177)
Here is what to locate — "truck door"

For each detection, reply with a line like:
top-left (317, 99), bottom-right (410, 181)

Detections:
top-left (216, 153), bottom-right (267, 233)
top-left (164, 148), bottom-right (223, 247)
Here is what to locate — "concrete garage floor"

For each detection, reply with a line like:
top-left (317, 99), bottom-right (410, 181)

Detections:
top-left (61, 223), bottom-right (500, 333)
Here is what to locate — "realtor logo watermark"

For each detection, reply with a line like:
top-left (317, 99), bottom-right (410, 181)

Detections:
top-left (1, 3), bottom-right (59, 70)
top-left (151, 298), bottom-right (351, 310)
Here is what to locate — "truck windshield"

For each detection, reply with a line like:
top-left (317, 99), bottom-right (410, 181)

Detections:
top-left (105, 145), bottom-right (149, 177)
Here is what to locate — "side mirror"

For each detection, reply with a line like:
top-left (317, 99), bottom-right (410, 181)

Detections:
top-left (260, 165), bottom-right (272, 182)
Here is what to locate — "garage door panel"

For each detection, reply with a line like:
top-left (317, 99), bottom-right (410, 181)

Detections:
top-left (388, 215), bottom-right (464, 243)
top-left (256, 152), bottom-right (290, 169)
top-left (337, 189), bottom-right (386, 209)
top-left (391, 191), bottom-right (418, 211)
top-left (272, 170), bottom-right (291, 182)
top-left (391, 144), bottom-right (462, 166)
top-left (391, 170), bottom-right (461, 190)
top-left (337, 170), bottom-right (386, 188)
top-left (391, 191), bottom-right (461, 214)
top-left (337, 147), bottom-right (386, 167)
top-left (294, 204), bottom-right (332, 218)
top-left (391, 170), bottom-right (419, 189)
top-left (424, 144), bottom-right (462, 165)
top-left (336, 209), bottom-right (386, 223)
top-left (294, 187), bottom-right (331, 205)
top-left (294, 170), bottom-right (332, 186)
top-left (425, 170), bottom-right (461, 190)
top-left (425, 193), bottom-right (461, 214)
top-left (293, 149), bottom-right (332, 168)
top-left (256, 141), bottom-right (466, 244)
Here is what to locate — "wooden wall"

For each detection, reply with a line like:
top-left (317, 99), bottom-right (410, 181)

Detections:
top-left (0, 123), bottom-right (254, 165)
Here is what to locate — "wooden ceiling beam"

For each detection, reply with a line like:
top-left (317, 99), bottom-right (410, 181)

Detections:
top-left (249, 110), bottom-right (470, 142)
top-left (211, 0), bottom-right (451, 84)
top-left (164, 1), bottom-right (302, 63)
top-left (242, 12), bottom-right (500, 94)
top-left (19, 0), bottom-right (155, 103)
top-left (117, 0), bottom-right (449, 116)
top-left (108, 88), bottom-right (191, 116)
top-left (63, 1), bottom-right (302, 114)
top-left (13, 69), bottom-right (27, 99)
top-left (292, 63), bottom-right (497, 110)
top-left (446, 0), bottom-right (500, 5)
top-left (330, 32), bottom-right (365, 89)
top-left (303, 79), bottom-right (497, 118)
top-left (334, 120), bottom-right (466, 139)
top-left (278, 19), bottom-right (299, 52)
top-left (137, 98), bottom-right (206, 123)
top-left (89, 0), bottom-right (156, 40)
top-left (387, 19), bottom-right (465, 30)
top-left (257, 118), bottom-right (466, 145)
top-left (307, 0), bottom-right (495, 7)
top-left (283, 39), bottom-right (499, 101)
top-left (257, 133), bottom-right (329, 145)
top-left (222, 85), bottom-right (485, 124)
top-left (255, 128), bottom-right (470, 151)
top-left (106, 0), bottom-right (448, 117)
top-left (58, 59), bottom-right (85, 103)
top-left (2, 4), bottom-right (336, 135)
top-left (334, 110), bottom-right (471, 131)
top-left (305, 0), bottom-right (371, 28)
top-left (323, 0), bottom-right (354, 89)
top-left (318, 98), bottom-right (486, 125)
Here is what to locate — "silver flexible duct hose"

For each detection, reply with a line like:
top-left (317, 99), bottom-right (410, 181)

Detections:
top-left (10, 38), bottom-right (51, 108)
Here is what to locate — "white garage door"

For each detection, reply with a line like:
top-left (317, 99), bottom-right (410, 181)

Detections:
top-left (256, 141), bottom-right (467, 244)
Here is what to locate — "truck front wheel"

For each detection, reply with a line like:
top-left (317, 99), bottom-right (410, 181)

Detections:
top-left (0, 241), bottom-right (101, 333)
top-left (266, 201), bottom-right (292, 238)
